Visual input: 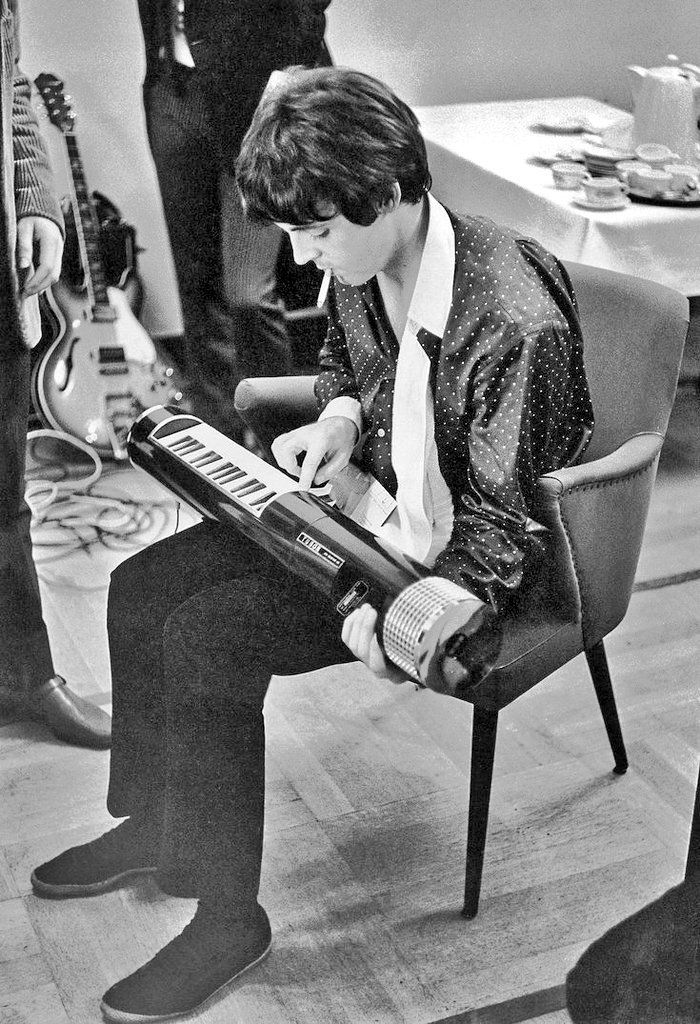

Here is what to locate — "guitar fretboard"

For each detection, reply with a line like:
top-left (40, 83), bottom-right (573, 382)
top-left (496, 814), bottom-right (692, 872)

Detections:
top-left (64, 134), bottom-right (112, 313)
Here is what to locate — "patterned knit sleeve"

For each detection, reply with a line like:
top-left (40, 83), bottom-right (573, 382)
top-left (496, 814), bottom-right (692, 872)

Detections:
top-left (11, 36), bottom-right (63, 232)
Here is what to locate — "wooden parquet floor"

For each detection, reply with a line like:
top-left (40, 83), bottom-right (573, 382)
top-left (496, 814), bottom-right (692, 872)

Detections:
top-left (1, 383), bottom-right (698, 1024)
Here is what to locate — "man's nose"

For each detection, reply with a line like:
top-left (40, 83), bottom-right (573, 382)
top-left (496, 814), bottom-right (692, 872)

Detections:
top-left (289, 232), bottom-right (319, 266)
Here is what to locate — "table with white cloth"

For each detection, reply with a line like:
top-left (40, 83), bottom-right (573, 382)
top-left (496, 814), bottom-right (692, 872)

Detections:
top-left (414, 96), bottom-right (700, 296)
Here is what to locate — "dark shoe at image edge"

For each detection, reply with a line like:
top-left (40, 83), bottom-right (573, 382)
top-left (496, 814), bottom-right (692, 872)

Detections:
top-left (99, 904), bottom-right (272, 1023)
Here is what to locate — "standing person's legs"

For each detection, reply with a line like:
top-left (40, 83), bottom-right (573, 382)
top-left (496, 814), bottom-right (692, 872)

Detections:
top-left (0, 348), bottom-right (54, 702)
top-left (0, 348), bottom-right (110, 747)
top-left (144, 71), bottom-right (291, 442)
top-left (143, 71), bottom-right (234, 434)
top-left (219, 167), bottom-right (292, 382)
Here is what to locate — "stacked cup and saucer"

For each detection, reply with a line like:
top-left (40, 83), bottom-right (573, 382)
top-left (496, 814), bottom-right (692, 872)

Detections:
top-left (549, 157), bottom-right (630, 210)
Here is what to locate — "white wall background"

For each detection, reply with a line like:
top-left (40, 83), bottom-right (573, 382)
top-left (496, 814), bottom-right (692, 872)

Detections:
top-left (19, 0), bottom-right (700, 336)
top-left (326, 0), bottom-right (700, 109)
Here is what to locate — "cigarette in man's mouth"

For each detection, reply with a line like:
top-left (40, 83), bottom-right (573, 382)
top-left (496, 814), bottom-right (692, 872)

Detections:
top-left (316, 269), bottom-right (331, 308)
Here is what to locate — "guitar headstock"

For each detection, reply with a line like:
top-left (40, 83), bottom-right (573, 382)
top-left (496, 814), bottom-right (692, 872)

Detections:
top-left (34, 73), bottom-right (76, 134)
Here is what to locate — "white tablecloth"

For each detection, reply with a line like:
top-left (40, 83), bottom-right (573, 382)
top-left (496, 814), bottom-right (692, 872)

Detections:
top-left (414, 96), bottom-right (700, 296)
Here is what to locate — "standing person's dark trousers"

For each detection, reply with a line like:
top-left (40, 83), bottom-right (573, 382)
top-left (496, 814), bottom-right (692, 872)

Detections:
top-left (0, 344), bottom-right (111, 748)
top-left (143, 67), bottom-right (291, 441)
top-left (0, 0), bottom-right (110, 747)
top-left (0, 346), bottom-right (54, 698)
top-left (136, 0), bottom-right (332, 441)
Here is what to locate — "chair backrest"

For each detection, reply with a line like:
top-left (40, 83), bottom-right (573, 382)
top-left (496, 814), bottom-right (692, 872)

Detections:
top-left (537, 263), bottom-right (689, 647)
top-left (564, 262), bottom-right (689, 463)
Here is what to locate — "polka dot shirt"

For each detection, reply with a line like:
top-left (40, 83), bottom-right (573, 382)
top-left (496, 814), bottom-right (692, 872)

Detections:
top-left (315, 209), bottom-right (594, 610)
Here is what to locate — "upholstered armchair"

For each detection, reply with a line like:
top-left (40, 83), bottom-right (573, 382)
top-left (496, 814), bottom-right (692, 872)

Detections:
top-left (234, 262), bottom-right (689, 918)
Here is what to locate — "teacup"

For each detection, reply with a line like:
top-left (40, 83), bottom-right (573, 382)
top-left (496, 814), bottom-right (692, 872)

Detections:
top-left (664, 162), bottom-right (700, 192)
top-left (581, 176), bottom-right (628, 204)
top-left (634, 143), bottom-right (680, 169)
top-left (615, 159), bottom-right (644, 184)
top-left (551, 161), bottom-right (589, 189)
top-left (632, 166), bottom-right (674, 196)
top-left (618, 162), bottom-right (653, 190)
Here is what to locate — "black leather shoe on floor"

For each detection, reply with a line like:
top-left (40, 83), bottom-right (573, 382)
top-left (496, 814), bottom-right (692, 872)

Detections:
top-left (31, 818), bottom-right (158, 897)
top-left (100, 903), bottom-right (272, 1023)
top-left (34, 676), bottom-right (111, 749)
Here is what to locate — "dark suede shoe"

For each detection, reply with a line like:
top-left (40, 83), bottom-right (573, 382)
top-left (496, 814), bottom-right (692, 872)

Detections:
top-left (31, 818), bottom-right (158, 897)
top-left (33, 676), bottom-right (112, 749)
top-left (100, 903), bottom-right (271, 1022)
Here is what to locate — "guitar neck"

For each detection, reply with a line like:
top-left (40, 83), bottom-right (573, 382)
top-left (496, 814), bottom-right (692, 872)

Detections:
top-left (64, 134), bottom-right (113, 315)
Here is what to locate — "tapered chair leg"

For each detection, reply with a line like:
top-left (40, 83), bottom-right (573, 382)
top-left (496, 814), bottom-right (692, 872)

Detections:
top-left (685, 766), bottom-right (700, 880)
top-left (463, 705), bottom-right (499, 919)
top-left (585, 640), bottom-right (628, 775)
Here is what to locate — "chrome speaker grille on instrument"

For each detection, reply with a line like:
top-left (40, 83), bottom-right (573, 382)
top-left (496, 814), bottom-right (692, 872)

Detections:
top-left (382, 576), bottom-right (478, 682)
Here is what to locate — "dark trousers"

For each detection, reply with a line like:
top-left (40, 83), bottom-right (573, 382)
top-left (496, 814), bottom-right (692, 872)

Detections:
top-left (106, 522), bottom-right (354, 911)
top-left (143, 67), bottom-right (292, 440)
top-left (0, 345), bottom-right (55, 699)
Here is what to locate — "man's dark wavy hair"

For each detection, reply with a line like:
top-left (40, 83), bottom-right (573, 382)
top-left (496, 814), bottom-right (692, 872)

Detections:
top-left (236, 66), bottom-right (432, 227)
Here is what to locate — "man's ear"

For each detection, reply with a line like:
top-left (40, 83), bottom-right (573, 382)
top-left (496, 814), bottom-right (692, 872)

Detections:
top-left (379, 182), bottom-right (402, 215)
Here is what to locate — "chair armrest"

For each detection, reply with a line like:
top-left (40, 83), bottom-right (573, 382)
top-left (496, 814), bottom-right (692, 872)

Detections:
top-left (534, 432), bottom-right (664, 645)
top-left (234, 375), bottom-right (318, 457)
top-left (537, 432), bottom-right (664, 494)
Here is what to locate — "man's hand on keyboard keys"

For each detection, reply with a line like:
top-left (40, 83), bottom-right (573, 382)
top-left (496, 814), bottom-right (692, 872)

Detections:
top-left (271, 417), bottom-right (358, 490)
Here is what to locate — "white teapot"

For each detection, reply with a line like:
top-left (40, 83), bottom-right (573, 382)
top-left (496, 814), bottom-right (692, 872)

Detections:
top-left (627, 61), bottom-right (700, 162)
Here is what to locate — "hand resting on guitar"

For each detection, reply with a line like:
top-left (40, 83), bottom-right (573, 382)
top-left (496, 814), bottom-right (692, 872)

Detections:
top-left (17, 215), bottom-right (63, 296)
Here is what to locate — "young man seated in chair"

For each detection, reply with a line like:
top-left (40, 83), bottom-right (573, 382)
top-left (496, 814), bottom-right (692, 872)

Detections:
top-left (31, 67), bottom-right (594, 1023)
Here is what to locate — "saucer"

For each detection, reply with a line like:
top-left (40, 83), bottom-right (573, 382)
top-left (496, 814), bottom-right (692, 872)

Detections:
top-left (628, 187), bottom-right (700, 208)
top-left (530, 115), bottom-right (618, 135)
top-left (531, 116), bottom-right (589, 134)
top-left (572, 192), bottom-right (631, 211)
top-left (530, 148), bottom-right (586, 166)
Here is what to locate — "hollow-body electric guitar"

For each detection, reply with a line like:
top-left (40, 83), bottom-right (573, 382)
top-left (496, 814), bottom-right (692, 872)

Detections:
top-left (32, 73), bottom-right (182, 459)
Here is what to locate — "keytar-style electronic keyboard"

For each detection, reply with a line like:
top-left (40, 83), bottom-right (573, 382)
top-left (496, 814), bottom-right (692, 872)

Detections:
top-left (127, 406), bottom-right (502, 696)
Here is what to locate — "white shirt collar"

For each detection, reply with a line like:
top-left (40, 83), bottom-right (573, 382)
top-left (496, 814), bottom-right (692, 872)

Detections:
top-left (405, 193), bottom-right (455, 340)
